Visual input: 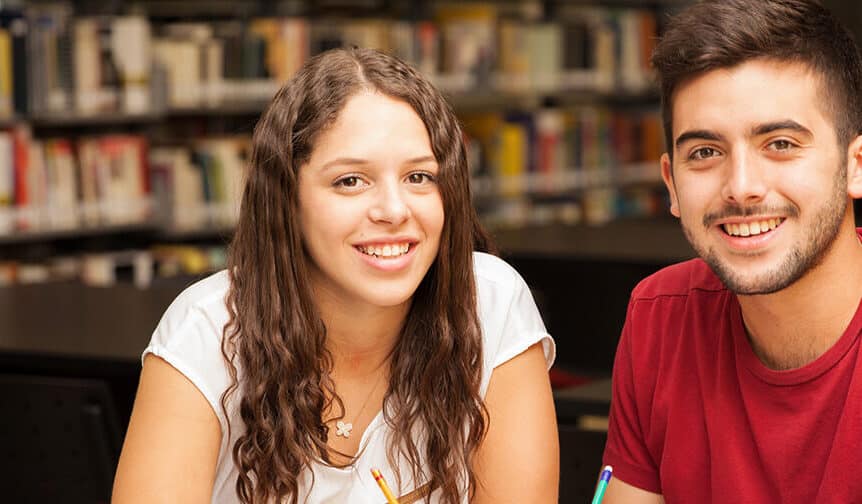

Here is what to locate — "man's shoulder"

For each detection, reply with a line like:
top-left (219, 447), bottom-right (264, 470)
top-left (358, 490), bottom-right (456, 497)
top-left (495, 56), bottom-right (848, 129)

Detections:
top-left (631, 258), bottom-right (727, 304)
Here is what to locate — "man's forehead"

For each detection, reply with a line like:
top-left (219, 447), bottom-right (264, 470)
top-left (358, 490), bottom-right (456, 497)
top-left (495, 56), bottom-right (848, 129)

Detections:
top-left (669, 60), bottom-right (830, 136)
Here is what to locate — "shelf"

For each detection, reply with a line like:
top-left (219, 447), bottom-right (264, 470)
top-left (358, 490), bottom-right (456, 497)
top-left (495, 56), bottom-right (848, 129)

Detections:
top-left (27, 104), bottom-right (266, 127)
top-left (0, 115), bottom-right (22, 128)
top-left (554, 378), bottom-right (612, 421)
top-left (0, 278), bottom-right (192, 361)
top-left (3, 87), bottom-right (662, 133)
top-left (10, 86), bottom-right (659, 130)
top-left (473, 162), bottom-right (662, 198)
top-left (492, 218), bottom-right (694, 263)
top-left (167, 101), bottom-right (271, 117)
top-left (30, 111), bottom-right (164, 128)
top-left (0, 222), bottom-right (161, 247)
top-left (447, 86), bottom-right (659, 112)
top-left (0, 221), bottom-right (241, 250)
top-left (0, 218), bottom-right (692, 263)
top-left (552, 0), bottom-right (689, 7)
top-left (157, 224), bottom-right (235, 242)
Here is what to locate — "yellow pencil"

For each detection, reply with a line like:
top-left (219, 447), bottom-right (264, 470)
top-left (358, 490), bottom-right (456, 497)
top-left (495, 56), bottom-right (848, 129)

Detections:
top-left (371, 468), bottom-right (400, 504)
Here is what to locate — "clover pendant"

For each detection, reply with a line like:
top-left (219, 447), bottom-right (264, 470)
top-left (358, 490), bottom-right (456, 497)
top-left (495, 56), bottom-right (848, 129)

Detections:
top-left (335, 420), bottom-right (353, 438)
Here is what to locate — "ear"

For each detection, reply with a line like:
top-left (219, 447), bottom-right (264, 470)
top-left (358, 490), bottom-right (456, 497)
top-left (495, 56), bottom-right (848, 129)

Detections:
top-left (660, 153), bottom-right (680, 218)
top-left (848, 135), bottom-right (862, 199)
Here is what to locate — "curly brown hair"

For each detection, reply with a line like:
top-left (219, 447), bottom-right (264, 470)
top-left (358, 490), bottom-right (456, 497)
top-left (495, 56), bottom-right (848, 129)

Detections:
top-left (221, 47), bottom-right (494, 504)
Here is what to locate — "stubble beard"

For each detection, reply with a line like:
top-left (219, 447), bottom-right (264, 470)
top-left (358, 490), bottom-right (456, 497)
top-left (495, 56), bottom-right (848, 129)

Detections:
top-left (681, 166), bottom-right (848, 295)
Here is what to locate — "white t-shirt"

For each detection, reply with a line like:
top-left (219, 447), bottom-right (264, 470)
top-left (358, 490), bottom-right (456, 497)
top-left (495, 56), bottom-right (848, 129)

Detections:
top-left (144, 252), bottom-right (555, 503)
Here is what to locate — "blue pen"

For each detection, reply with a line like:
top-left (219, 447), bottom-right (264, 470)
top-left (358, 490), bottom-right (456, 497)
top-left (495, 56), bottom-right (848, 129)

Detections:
top-left (590, 465), bottom-right (613, 504)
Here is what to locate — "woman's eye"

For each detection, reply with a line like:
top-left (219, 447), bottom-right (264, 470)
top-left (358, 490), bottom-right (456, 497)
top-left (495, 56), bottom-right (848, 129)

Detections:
top-left (335, 176), bottom-right (364, 188)
top-left (407, 172), bottom-right (435, 184)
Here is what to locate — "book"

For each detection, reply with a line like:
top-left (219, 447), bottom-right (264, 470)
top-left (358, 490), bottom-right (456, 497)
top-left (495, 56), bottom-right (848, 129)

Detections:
top-left (435, 3), bottom-right (497, 91)
top-left (0, 8), bottom-right (28, 115)
top-left (26, 3), bottom-right (74, 114)
top-left (0, 130), bottom-right (13, 233)
top-left (111, 16), bottom-right (152, 113)
top-left (0, 29), bottom-right (12, 118)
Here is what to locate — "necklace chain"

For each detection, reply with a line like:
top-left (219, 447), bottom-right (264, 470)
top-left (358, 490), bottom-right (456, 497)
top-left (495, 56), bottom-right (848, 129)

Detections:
top-left (332, 371), bottom-right (385, 439)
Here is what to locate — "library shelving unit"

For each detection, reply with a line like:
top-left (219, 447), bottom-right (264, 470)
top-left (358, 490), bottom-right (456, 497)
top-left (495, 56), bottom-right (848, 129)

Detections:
top-left (0, 0), bottom-right (690, 264)
top-left (0, 1), bottom-right (692, 500)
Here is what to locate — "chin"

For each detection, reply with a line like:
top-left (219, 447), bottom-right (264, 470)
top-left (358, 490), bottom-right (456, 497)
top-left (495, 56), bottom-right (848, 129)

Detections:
top-left (361, 284), bottom-right (419, 308)
top-left (366, 294), bottom-right (414, 309)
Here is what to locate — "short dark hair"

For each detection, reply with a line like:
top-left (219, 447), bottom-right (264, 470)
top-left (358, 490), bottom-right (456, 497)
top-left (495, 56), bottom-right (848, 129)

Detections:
top-left (652, 0), bottom-right (862, 156)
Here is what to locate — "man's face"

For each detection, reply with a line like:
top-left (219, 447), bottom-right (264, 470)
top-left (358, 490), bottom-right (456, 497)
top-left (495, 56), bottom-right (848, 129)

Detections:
top-left (661, 59), bottom-right (853, 295)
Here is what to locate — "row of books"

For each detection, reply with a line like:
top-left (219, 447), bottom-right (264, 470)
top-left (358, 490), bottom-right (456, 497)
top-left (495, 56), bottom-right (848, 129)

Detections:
top-left (0, 3), bottom-right (658, 118)
top-left (0, 244), bottom-right (227, 288)
top-left (0, 102), bottom-right (665, 234)
top-left (0, 127), bottom-right (246, 234)
top-left (0, 128), bottom-right (149, 232)
top-left (480, 184), bottom-right (669, 229)
top-left (462, 105), bottom-right (667, 225)
top-left (463, 106), bottom-right (664, 192)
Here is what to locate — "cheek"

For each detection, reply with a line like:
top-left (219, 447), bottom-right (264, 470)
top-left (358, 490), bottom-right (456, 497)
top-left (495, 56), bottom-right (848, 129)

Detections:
top-left (420, 195), bottom-right (445, 240)
top-left (675, 171), bottom-right (724, 209)
top-left (779, 169), bottom-right (834, 200)
top-left (299, 193), bottom-right (352, 250)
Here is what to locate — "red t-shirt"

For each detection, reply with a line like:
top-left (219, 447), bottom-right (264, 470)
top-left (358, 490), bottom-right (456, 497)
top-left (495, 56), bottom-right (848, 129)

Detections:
top-left (603, 258), bottom-right (862, 503)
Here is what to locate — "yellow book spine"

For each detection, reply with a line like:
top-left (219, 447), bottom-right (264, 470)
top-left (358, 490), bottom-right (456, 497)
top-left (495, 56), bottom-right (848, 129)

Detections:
top-left (0, 29), bottom-right (12, 117)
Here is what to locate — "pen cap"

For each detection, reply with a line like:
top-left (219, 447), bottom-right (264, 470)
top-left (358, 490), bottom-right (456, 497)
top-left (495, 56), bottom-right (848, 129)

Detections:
top-left (599, 465), bottom-right (613, 483)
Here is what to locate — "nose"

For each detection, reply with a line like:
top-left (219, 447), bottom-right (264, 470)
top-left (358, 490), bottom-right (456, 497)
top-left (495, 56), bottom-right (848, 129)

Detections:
top-left (368, 180), bottom-right (411, 225)
top-left (720, 148), bottom-right (767, 206)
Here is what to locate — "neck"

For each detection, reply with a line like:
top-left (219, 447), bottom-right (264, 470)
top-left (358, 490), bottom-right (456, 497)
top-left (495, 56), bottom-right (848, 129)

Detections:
top-left (738, 220), bottom-right (862, 370)
top-left (313, 286), bottom-right (409, 378)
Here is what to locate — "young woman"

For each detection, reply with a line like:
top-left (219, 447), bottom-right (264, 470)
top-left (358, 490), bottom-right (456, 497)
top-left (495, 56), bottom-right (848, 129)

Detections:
top-left (112, 47), bottom-right (558, 504)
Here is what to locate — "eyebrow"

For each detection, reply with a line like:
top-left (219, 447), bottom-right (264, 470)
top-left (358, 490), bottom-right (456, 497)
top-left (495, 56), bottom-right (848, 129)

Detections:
top-left (674, 120), bottom-right (814, 151)
top-left (404, 155), bottom-right (437, 165)
top-left (320, 155), bottom-right (437, 172)
top-left (750, 120), bottom-right (812, 137)
top-left (674, 130), bottom-right (724, 151)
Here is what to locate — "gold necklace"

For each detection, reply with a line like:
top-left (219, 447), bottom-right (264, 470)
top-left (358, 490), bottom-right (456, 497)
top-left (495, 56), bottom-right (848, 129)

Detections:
top-left (333, 371), bottom-right (385, 439)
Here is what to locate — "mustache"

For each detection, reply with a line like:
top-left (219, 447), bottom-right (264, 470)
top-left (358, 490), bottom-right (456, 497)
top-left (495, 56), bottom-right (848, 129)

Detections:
top-left (702, 204), bottom-right (799, 228)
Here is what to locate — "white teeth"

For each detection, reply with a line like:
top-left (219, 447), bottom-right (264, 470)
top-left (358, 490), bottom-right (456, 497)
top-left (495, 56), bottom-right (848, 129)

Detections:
top-left (359, 243), bottom-right (411, 258)
top-left (723, 218), bottom-right (783, 237)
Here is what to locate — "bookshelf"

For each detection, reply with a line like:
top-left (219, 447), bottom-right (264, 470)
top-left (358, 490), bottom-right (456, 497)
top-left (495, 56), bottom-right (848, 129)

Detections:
top-left (0, 4), bottom-right (692, 408)
top-left (0, 0), bottom-right (691, 362)
top-left (0, 0), bottom-right (688, 287)
top-left (493, 217), bottom-right (693, 263)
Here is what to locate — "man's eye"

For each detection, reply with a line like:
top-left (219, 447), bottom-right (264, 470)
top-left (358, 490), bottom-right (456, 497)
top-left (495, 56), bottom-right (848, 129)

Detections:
top-left (769, 139), bottom-right (794, 151)
top-left (690, 147), bottom-right (719, 160)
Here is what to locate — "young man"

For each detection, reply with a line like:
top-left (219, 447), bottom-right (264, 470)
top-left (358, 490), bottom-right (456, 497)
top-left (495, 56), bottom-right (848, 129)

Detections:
top-left (602, 1), bottom-right (862, 502)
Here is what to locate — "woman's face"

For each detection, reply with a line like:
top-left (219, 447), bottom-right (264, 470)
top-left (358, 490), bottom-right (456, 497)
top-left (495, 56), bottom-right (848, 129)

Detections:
top-left (297, 91), bottom-right (445, 314)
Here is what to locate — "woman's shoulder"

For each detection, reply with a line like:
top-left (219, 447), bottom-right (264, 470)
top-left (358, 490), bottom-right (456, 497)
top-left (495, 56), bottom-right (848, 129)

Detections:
top-left (148, 269), bottom-right (233, 361)
top-left (145, 270), bottom-right (234, 424)
top-left (471, 251), bottom-right (536, 326)
top-left (159, 270), bottom-right (232, 329)
top-left (471, 252), bottom-right (555, 393)
top-left (472, 251), bottom-right (526, 294)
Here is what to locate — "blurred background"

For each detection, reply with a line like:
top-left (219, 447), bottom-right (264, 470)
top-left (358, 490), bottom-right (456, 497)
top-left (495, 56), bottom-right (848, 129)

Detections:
top-left (0, 0), bottom-right (855, 502)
